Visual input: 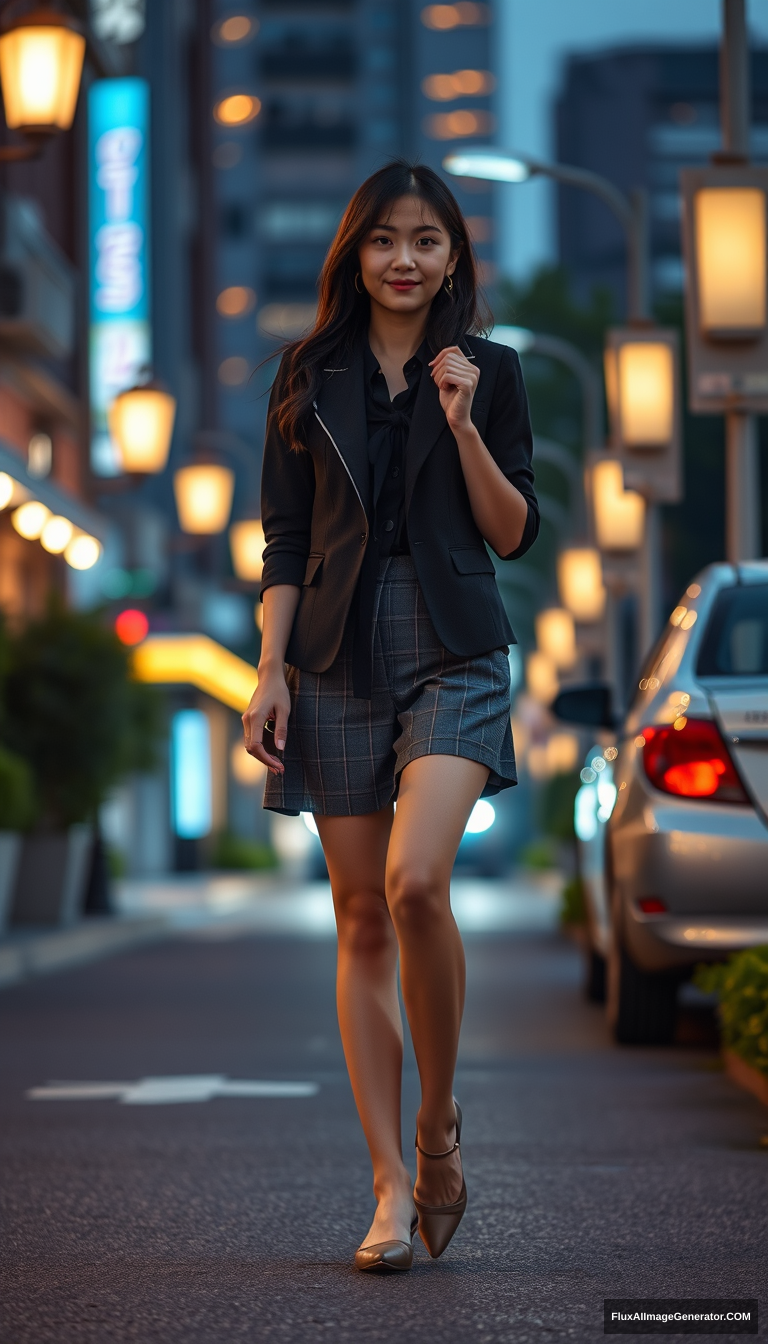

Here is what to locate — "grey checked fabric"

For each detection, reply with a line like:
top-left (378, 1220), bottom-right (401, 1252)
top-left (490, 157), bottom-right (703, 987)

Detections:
top-left (264, 556), bottom-right (517, 817)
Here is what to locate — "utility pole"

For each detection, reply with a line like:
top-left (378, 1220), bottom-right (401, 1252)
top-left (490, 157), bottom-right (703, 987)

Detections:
top-left (721, 0), bottom-right (761, 562)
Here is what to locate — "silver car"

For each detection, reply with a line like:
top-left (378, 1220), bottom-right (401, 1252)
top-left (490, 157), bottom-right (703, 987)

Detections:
top-left (555, 561), bottom-right (768, 1044)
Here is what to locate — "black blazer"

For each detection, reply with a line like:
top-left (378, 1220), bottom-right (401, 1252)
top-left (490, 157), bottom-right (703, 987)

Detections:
top-left (260, 334), bottom-right (539, 672)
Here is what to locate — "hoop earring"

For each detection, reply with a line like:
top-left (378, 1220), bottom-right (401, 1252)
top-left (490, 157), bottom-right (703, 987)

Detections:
top-left (444, 274), bottom-right (454, 295)
top-left (354, 273), bottom-right (364, 294)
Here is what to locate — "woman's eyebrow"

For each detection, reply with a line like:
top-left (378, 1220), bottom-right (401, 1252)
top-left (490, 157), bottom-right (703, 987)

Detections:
top-left (370, 223), bottom-right (443, 233)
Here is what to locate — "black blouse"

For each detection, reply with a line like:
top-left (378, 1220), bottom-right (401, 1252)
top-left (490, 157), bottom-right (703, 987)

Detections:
top-left (350, 342), bottom-right (424, 697)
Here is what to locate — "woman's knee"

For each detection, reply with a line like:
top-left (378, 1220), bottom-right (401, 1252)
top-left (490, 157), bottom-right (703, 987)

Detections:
top-left (386, 865), bottom-right (447, 934)
top-left (334, 887), bottom-right (394, 958)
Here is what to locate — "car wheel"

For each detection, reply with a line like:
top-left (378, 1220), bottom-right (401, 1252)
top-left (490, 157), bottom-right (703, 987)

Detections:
top-left (607, 942), bottom-right (678, 1045)
top-left (584, 946), bottom-right (606, 1004)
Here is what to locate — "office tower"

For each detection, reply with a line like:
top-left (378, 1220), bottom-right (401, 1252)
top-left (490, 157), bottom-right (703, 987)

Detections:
top-left (555, 45), bottom-right (768, 315)
top-left (209, 0), bottom-right (498, 465)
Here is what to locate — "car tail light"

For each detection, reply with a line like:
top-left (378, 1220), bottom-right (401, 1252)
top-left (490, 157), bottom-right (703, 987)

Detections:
top-left (641, 718), bottom-right (749, 803)
top-left (637, 897), bottom-right (667, 915)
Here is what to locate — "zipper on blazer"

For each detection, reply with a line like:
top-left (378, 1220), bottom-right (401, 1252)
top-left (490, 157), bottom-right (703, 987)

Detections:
top-left (313, 404), bottom-right (368, 542)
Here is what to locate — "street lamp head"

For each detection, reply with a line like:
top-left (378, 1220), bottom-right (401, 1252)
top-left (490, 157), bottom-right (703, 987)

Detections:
top-left (557, 547), bottom-right (606, 624)
top-left (0, 9), bottom-right (85, 134)
top-left (174, 463), bottom-right (235, 535)
top-left (535, 607), bottom-right (577, 671)
top-left (229, 518), bottom-right (265, 582)
top-left (108, 382), bottom-right (177, 474)
top-left (490, 324), bottom-right (536, 354)
top-left (694, 186), bottom-right (766, 339)
top-left (591, 459), bottom-right (645, 553)
top-left (443, 149), bottom-right (532, 183)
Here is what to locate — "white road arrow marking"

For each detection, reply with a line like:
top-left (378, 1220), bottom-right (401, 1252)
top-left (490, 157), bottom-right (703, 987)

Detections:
top-left (26, 1075), bottom-right (320, 1105)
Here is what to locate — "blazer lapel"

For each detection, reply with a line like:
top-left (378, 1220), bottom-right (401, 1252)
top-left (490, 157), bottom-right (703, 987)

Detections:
top-left (314, 346), bottom-right (371, 515)
top-left (404, 358), bottom-right (447, 510)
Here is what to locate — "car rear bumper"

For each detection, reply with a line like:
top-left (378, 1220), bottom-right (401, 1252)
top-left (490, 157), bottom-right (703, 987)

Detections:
top-left (612, 797), bottom-right (768, 971)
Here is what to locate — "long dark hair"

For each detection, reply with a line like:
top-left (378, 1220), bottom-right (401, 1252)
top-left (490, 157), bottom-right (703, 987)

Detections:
top-left (276, 160), bottom-right (491, 451)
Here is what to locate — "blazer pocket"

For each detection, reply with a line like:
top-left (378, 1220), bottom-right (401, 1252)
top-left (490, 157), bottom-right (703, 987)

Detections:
top-left (303, 552), bottom-right (325, 586)
top-left (449, 546), bottom-right (496, 576)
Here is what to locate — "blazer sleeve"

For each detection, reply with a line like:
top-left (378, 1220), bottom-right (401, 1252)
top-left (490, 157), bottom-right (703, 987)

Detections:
top-left (259, 357), bottom-right (316, 598)
top-left (483, 344), bottom-right (540, 562)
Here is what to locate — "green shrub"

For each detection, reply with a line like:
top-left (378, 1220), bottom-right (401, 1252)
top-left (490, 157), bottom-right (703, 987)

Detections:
top-left (694, 947), bottom-right (768, 1076)
top-left (212, 832), bottom-right (278, 871)
top-left (0, 744), bottom-right (36, 830)
top-left (561, 875), bottom-right (586, 926)
top-left (518, 837), bottom-right (559, 870)
top-left (3, 601), bottom-right (164, 827)
top-left (537, 769), bottom-right (581, 842)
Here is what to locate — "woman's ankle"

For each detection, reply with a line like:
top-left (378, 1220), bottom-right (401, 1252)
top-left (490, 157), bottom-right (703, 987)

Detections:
top-left (416, 1102), bottom-right (458, 1153)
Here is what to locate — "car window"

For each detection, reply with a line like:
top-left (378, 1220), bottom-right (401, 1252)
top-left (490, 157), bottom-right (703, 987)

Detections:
top-left (697, 584), bottom-right (768, 677)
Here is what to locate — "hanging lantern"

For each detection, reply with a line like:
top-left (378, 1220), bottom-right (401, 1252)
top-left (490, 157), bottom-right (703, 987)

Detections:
top-left (591, 459), bottom-right (645, 553)
top-left (174, 463), bottom-right (235, 534)
top-left (557, 548), bottom-right (606, 624)
top-left (0, 10), bottom-right (85, 134)
top-left (526, 650), bottom-right (559, 706)
top-left (535, 607), bottom-right (577, 671)
top-left (229, 519), bottom-right (265, 581)
top-left (109, 383), bottom-right (177, 474)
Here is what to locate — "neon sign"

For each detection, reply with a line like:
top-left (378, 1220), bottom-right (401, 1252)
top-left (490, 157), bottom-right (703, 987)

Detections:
top-left (88, 78), bottom-right (150, 475)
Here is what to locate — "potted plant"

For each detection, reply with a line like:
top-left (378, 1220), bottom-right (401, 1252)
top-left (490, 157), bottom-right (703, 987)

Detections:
top-left (695, 949), bottom-right (768, 1108)
top-left (3, 601), bottom-right (162, 927)
top-left (0, 743), bottom-right (36, 931)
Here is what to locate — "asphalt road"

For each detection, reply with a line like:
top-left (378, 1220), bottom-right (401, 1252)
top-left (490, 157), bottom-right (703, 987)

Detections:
top-left (1, 897), bottom-right (766, 1344)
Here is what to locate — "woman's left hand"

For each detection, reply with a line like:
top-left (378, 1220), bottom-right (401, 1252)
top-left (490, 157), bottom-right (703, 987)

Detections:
top-left (430, 346), bottom-right (480, 434)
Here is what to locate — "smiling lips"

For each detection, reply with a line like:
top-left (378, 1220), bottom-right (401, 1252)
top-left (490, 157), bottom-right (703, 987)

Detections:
top-left (388, 279), bottom-right (420, 291)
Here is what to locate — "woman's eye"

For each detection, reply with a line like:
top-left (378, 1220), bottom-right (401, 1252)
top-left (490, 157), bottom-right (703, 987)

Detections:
top-left (372, 235), bottom-right (391, 245)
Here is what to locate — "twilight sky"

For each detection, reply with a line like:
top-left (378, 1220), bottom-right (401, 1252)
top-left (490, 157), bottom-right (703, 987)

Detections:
top-left (494, 0), bottom-right (768, 280)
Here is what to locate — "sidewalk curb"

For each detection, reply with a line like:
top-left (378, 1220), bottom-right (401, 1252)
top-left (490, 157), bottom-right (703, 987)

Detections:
top-left (0, 916), bottom-right (171, 989)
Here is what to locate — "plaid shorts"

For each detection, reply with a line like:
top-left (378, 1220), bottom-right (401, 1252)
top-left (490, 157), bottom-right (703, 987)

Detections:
top-left (263, 555), bottom-right (517, 817)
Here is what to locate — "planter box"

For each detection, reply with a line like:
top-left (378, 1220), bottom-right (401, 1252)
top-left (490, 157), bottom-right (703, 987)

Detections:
top-left (724, 1048), bottom-right (768, 1110)
top-left (10, 826), bottom-right (93, 928)
top-left (0, 832), bottom-right (22, 932)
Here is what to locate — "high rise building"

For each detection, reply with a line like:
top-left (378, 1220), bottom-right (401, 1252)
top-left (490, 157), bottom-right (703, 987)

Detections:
top-left (555, 45), bottom-right (768, 314)
top-left (208, 0), bottom-right (499, 469)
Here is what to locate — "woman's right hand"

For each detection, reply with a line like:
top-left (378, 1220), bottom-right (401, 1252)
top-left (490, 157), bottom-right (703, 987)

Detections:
top-left (242, 665), bottom-right (292, 774)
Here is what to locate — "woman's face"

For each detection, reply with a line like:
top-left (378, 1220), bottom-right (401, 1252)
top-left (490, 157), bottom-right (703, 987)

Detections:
top-left (357, 194), bottom-right (458, 316)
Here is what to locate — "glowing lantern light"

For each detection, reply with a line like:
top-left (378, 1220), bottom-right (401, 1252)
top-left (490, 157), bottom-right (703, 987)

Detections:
top-left (229, 519), bottom-right (265, 581)
top-left (526, 650), bottom-right (559, 705)
top-left (115, 609), bottom-right (149, 646)
top-left (173, 463), bottom-right (235, 534)
top-left (230, 740), bottom-right (266, 786)
top-left (213, 94), bottom-right (260, 126)
top-left (108, 384), bottom-right (176, 474)
top-left (12, 500), bottom-right (50, 539)
top-left (694, 188), bottom-right (767, 336)
top-left (65, 533), bottom-right (101, 570)
top-left (592, 459), bottom-right (645, 552)
top-left (557, 548), bottom-right (606, 624)
top-left (616, 342), bottom-right (675, 446)
top-left (535, 607), bottom-right (577, 670)
top-left (0, 472), bottom-right (14, 508)
top-left (0, 11), bottom-right (85, 132)
top-left (40, 514), bottom-right (73, 554)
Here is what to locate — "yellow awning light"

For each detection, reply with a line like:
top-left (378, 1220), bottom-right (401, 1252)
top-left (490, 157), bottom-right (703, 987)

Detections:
top-left (40, 514), bottom-right (74, 554)
top-left (12, 499), bottom-right (50, 539)
top-left (64, 533), bottom-right (101, 569)
top-left (132, 634), bottom-right (257, 712)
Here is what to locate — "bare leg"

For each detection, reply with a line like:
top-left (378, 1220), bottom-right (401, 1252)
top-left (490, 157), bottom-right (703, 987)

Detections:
top-left (316, 806), bottom-right (415, 1247)
top-left (385, 755), bottom-right (489, 1208)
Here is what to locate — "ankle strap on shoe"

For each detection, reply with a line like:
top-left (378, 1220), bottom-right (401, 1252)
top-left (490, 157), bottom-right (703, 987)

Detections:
top-left (415, 1136), bottom-right (460, 1158)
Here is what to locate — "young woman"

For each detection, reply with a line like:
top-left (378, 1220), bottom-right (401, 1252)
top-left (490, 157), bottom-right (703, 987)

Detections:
top-left (242, 162), bottom-right (538, 1272)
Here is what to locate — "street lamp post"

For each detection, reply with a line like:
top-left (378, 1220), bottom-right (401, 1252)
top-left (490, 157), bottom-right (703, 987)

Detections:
top-left (445, 149), bottom-right (677, 656)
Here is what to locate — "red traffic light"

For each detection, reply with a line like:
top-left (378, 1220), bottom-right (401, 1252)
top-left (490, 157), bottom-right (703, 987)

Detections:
top-left (115, 608), bottom-right (149, 646)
